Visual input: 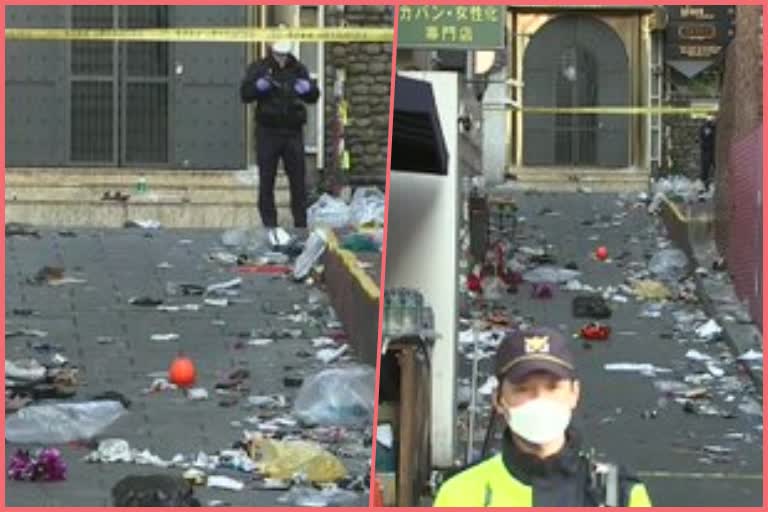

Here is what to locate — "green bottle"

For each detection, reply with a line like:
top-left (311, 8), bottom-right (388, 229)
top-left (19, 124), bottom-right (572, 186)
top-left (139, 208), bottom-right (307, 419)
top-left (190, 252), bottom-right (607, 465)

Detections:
top-left (136, 175), bottom-right (148, 194)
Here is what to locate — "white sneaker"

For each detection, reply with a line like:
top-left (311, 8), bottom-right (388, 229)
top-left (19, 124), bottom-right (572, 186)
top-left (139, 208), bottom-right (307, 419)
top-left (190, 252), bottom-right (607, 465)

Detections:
top-left (274, 227), bottom-right (292, 246)
top-left (267, 229), bottom-right (278, 248)
top-left (267, 227), bottom-right (293, 248)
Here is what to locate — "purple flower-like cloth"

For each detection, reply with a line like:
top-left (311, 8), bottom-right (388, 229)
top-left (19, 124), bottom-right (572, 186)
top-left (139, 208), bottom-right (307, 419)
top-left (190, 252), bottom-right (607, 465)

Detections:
top-left (531, 283), bottom-right (554, 299)
top-left (8, 448), bottom-right (67, 482)
top-left (36, 448), bottom-right (67, 481)
top-left (7, 450), bottom-right (35, 481)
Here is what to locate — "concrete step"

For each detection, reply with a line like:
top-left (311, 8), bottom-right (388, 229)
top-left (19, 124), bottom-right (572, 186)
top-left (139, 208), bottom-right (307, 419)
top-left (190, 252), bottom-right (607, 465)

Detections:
top-left (6, 201), bottom-right (295, 229)
top-left (7, 167), bottom-right (288, 189)
top-left (4, 168), bottom-right (297, 228)
top-left (505, 167), bottom-right (650, 192)
top-left (6, 185), bottom-right (289, 204)
top-left (511, 169), bottom-right (648, 181)
top-left (498, 180), bottom-right (649, 193)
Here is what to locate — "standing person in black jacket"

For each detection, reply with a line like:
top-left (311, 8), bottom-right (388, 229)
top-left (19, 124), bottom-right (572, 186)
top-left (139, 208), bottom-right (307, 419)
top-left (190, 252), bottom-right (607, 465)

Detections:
top-left (698, 116), bottom-right (716, 191)
top-left (240, 39), bottom-right (320, 246)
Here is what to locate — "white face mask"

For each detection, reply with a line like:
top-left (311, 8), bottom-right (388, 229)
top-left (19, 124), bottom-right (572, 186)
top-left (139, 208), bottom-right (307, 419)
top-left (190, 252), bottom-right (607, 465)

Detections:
top-left (504, 398), bottom-right (572, 445)
top-left (273, 54), bottom-right (288, 67)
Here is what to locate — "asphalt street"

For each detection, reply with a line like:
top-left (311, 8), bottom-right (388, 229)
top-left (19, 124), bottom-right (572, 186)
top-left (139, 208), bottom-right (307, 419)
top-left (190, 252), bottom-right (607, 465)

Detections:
top-left (5, 227), bottom-right (371, 506)
top-left (456, 191), bottom-right (763, 507)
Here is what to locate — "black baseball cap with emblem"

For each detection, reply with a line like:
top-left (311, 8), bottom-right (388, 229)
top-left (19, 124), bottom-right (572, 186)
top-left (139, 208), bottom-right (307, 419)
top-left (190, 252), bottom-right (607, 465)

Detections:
top-left (495, 327), bottom-right (576, 383)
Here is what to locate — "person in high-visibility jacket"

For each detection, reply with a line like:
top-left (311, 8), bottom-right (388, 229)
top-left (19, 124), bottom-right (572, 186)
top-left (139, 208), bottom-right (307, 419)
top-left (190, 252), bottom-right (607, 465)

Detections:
top-left (434, 327), bottom-right (652, 507)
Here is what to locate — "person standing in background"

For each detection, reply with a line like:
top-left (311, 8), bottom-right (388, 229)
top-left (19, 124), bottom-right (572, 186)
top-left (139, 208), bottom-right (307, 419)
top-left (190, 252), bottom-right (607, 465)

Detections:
top-left (698, 116), bottom-right (716, 192)
top-left (241, 38), bottom-right (320, 246)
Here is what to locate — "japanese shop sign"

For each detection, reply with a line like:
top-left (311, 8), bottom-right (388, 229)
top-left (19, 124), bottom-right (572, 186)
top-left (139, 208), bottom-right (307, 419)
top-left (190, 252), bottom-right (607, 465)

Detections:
top-left (664, 6), bottom-right (736, 59)
top-left (397, 5), bottom-right (505, 49)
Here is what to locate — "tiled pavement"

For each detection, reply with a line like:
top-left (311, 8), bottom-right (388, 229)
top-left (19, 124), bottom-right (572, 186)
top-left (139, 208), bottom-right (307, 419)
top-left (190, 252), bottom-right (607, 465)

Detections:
top-left (5, 227), bottom-right (371, 506)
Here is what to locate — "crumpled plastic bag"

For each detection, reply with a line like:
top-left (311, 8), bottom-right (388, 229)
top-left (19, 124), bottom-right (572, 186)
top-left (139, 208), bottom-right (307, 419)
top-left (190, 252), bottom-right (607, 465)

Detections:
top-left (6, 400), bottom-right (126, 444)
top-left (293, 365), bottom-right (375, 427)
top-left (651, 176), bottom-right (705, 203)
top-left (85, 438), bottom-right (180, 468)
top-left (308, 194), bottom-right (351, 229)
top-left (631, 279), bottom-right (672, 301)
top-left (277, 486), bottom-right (360, 506)
top-left (293, 229), bottom-right (328, 281)
top-left (695, 319), bottom-right (722, 340)
top-left (349, 187), bottom-right (385, 227)
top-left (523, 266), bottom-right (581, 284)
top-left (220, 228), bottom-right (263, 251)
top-left (649, 248), bottom-right (689, 282)
top-left (249, 438), bottom-right (348, 483)
top-left (87, 438), bottom-right (134, 463)
top-left (6, 359), bottom-right (47, 382)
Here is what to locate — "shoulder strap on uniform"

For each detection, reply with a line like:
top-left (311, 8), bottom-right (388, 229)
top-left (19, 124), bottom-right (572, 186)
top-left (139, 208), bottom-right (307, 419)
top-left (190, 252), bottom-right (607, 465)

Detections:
top-left (581, 449), bottom-right (620, 507)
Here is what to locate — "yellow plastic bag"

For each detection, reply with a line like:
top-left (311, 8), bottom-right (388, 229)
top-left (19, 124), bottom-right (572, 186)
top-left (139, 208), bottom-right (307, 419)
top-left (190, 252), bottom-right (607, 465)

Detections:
top-left (250, 438), bottom-right (347, 483)
top-left (631, 279), bottom-right (671, 301)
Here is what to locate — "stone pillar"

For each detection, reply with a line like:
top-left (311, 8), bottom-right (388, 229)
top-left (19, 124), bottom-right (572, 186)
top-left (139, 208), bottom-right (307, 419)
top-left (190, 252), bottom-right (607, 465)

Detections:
top-left (324, 6), bottom-right (393, 190)
top-left (481, 67), bottom-right (508, 185)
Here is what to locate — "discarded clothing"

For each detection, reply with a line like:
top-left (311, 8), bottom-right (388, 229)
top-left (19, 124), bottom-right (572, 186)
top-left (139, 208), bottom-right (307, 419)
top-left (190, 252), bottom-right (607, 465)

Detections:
top-left (7, 448), bottom-right (67, 482)
top-left (572, 296), bottom-right (612, 319)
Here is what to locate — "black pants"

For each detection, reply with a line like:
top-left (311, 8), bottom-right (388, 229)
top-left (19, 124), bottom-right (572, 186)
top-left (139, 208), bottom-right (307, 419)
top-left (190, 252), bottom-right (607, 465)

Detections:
top-left (700, 150), bottom-right (714, 189)
top-left (256, 127), bottom-right (307, 228)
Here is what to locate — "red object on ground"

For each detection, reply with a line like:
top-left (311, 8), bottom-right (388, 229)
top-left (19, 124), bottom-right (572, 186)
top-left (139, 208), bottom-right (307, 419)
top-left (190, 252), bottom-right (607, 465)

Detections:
top-left (595, 246), bottom-right (609, 261)
top-left (580, 323), bottom-right (611, 341)
top-left (169, 356), bottom-right (197, 388)
top-left (236, 264), bottom-right (292, 275)
top-left (467, 273), bottom-right (482, 292)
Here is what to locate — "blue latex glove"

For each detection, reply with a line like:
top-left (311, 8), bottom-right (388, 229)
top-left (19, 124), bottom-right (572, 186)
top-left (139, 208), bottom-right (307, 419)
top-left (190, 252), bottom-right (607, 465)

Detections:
top-left (255, 78), bottom-right (271, 92)
top-left (294, 78), bottom-right (311, 95)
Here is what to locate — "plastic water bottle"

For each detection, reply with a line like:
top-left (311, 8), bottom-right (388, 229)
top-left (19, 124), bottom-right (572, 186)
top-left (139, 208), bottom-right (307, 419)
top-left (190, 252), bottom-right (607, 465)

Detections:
top-left (136, 175), bottom-right (148, 194)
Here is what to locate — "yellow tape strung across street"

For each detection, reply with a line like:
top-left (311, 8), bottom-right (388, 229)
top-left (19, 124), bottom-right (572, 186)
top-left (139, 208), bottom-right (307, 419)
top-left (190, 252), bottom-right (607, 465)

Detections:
top-left (637, 470), bottom-right (762, 481)
top-left (517, 106), bottom-right (718, 115)
top-left (5, 27), bottom-right (393, 43)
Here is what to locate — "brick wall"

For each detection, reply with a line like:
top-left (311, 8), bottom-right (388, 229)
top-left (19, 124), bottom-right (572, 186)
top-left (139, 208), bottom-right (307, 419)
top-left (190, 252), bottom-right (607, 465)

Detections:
top-left (713, 5), bottom-right (763, 326)
top-left (324, 6), bottom-right (393, 190)
top-left (725, 126), bottom-right (763, 327)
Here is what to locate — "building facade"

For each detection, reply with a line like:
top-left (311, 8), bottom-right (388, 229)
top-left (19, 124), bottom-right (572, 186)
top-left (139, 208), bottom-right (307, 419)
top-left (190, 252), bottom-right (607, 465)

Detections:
top-left (713, 5), bottom-right (762, 327)
top-left (399, 6), bottom-right (742, 187)
top-left (6, 5), bottom-right (391, 186)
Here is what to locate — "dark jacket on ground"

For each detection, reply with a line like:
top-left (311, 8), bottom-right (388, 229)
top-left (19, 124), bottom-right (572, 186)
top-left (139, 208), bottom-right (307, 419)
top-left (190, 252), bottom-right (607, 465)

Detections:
top-left (240, 53), bottom-right (320, 133)
top-left (434, 428), bottom-right (651, 507)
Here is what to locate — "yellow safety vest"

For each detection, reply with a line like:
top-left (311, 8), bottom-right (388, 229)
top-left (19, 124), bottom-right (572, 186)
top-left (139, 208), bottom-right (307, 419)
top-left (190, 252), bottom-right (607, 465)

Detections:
top-left (434, 454), bottom-right (652, 507)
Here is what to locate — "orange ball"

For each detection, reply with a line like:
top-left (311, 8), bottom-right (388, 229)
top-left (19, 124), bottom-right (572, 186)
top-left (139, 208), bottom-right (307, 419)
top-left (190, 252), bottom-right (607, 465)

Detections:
top-left (595, 246), bottom-right (608, 261)
top-left (169, 356), bottom-right (196, 388)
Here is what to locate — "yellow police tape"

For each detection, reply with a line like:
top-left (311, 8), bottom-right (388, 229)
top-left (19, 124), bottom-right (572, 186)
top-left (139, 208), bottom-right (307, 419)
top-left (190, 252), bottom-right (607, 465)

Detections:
top-left (326, 230), bottom-right (381, 301)
top-left (5, 27), bottom-right (393, 43)
top-left (637, 470), bottom-right (762, 481)
top-left (516, 106), bottom-right (718, 115)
